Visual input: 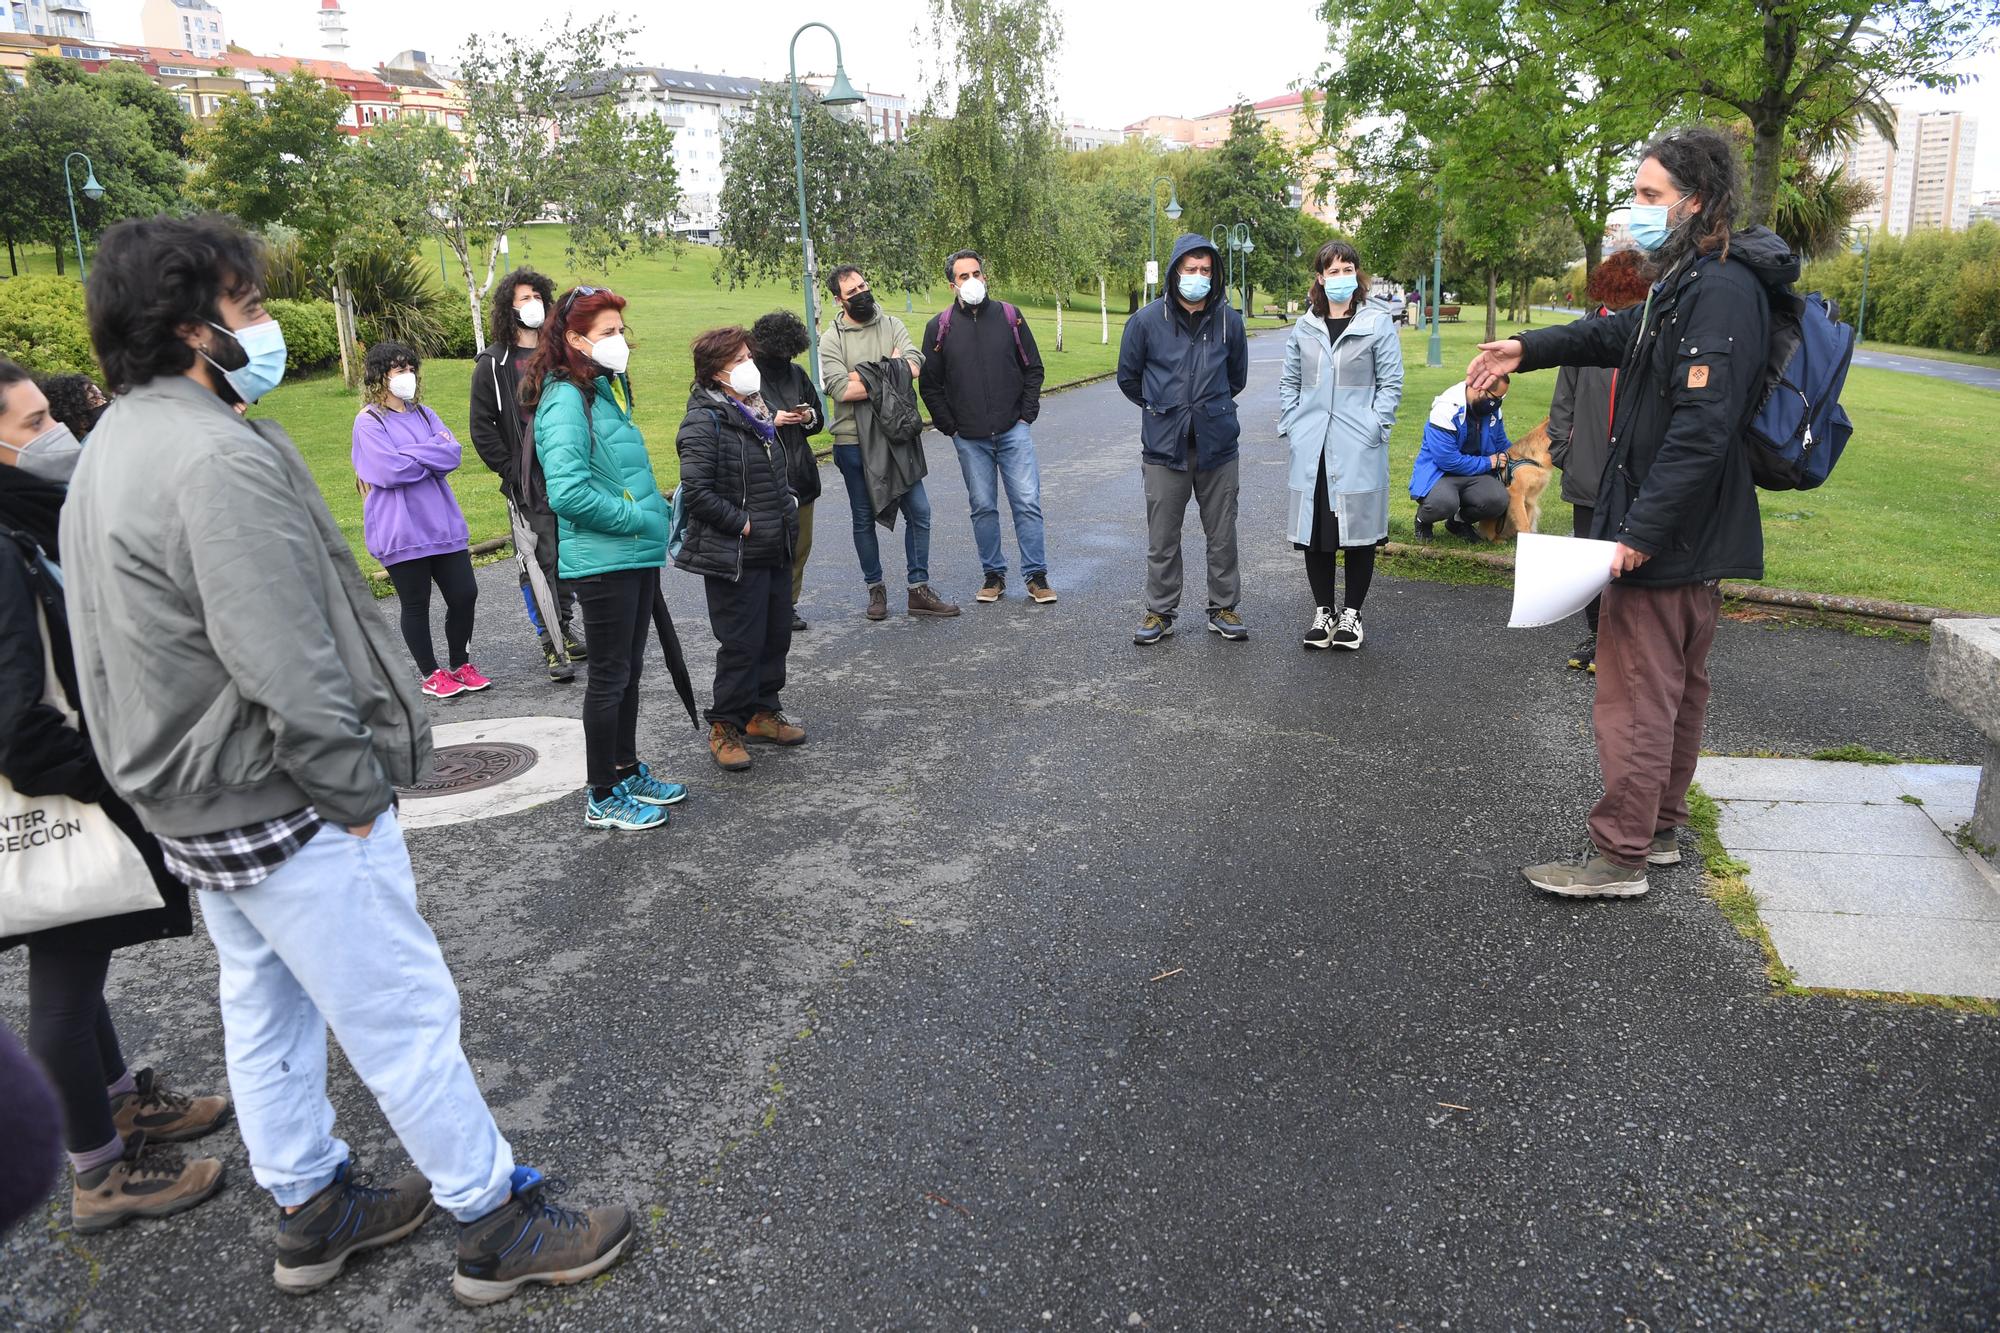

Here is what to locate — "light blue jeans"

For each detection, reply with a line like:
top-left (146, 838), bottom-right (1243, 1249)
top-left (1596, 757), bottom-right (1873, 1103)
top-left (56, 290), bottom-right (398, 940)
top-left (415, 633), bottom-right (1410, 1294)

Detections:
top-left (952, 421), bottom-right (1047, 580)
top-left (198, 810), bottom-right (515, 1221)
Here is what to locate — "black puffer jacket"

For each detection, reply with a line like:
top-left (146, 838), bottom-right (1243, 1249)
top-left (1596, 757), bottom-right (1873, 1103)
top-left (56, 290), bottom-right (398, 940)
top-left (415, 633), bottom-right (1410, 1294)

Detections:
top-left (755, 359), bottom-right (823, 505)
top-left (1515, 227), bottom-right (1799, 587)
top-left (673, 385), bottom-right (797, 581)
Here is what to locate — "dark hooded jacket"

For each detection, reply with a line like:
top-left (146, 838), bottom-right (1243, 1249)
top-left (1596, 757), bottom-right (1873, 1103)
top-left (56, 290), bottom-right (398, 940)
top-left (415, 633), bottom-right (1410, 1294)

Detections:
top-left (672, 384), bottom-right (798, 582)
top-left (755, 358), bottom-right (824, 506)
top-left (1115, 232), bottom-right (1250, 472)
top-left (1514, 227), bottom-right (1799, 587)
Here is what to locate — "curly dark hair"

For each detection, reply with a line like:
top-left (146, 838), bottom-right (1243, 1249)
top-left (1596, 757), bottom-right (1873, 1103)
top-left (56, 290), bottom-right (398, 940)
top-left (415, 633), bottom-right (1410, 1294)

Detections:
top-left (87, 213), bottom-right (266, 394)
top-left (362, 340), bottom-right (421, 408)
top-left (1307, 239), bottom-right (1370, 318)
top-left (1585, 249), bottom-right (1651, 310)
top-left (1640, 125), bottom-right (1741, 271)
top-left (38, 373), bottom-right (108, 438)
top-left (690, 326), bottom-right (752, 394)
top-left (750, 309), bottom-right (810, 366)
top-left (487, 266), bottom-right (556, 351)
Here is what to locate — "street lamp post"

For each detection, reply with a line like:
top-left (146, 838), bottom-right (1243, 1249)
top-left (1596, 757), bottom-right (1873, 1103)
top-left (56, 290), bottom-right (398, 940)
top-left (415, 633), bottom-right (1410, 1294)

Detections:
top-left (1427, 193), bottom-right (1444, 369)
top-left (1220, 222), bottom-right (1251, 315)
top-left (788, 23), bottom-right (863, 396)
top-left (1147, 175), bottom-right (1181, 304)
top-left (62, 151), bottom-right (105, 280)
top-left (1850, 227), bottom-right (1872, 345)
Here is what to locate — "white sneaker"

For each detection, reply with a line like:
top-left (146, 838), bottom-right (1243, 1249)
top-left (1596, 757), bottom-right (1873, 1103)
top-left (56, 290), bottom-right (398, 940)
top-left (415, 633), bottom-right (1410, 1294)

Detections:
top-left (1330, 607), bottom-right (1364, 649)
top-left (1302, 605), bottom-right (1336, 649)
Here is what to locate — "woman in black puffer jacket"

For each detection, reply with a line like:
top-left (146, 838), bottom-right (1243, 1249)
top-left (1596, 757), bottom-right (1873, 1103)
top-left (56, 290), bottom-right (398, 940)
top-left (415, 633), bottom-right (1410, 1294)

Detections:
top-left (674, 326), bottom-right (805, 773)
top-left (750, 310), bottom-right (823, 632)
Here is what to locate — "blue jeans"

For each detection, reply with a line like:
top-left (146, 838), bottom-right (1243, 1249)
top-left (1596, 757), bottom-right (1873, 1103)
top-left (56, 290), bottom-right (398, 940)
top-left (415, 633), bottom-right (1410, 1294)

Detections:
top-left (832, 443), bottom-right (931, 587)
top-left (952, 422), bottom-right (1047, 580)
top-left (198, 810), bottom-right (515, 1221)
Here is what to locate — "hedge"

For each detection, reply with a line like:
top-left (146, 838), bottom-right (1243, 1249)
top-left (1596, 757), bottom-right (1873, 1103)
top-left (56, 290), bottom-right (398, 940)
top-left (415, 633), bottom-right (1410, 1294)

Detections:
top-left (0, 276), bottom-right (96, 377)
top-left (1803, 221), bottom-right (2000, 355)
top-left (265, 298), bottom-right (341, 374)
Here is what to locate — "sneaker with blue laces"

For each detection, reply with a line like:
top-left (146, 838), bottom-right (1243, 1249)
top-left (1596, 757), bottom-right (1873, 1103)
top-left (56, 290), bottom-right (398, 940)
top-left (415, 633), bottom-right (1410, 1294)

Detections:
top-left (453, 1167), bottom-right (633, 1307)
top-left (584, 788), bottom-right (667, 831)
top-left (618, 762), bottom-right (687, 807)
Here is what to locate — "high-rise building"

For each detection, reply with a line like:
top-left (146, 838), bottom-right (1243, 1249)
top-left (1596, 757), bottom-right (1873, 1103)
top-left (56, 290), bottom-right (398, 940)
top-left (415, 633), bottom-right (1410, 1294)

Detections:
top-left (140, 0), bottom-right (227, 58)
top-left (603, 67), bottom-right (764, 239)
top-left (318, 0), bottom-right (347, 59)
top-left (1844, 107), bottom-right (1981, 235)
top-left (4, 1), bottom-right (94, 39)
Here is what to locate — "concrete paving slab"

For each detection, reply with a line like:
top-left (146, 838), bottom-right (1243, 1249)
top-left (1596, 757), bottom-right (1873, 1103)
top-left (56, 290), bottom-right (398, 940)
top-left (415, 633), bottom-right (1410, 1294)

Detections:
top-left (1761, 909), bottom-right (2000, 997)
top-left (1694, 756), bottom-right (1979, 805)
top-left (1741, 848), bottom-right (2000, 920)
top-left (1717, 798), bottom-right (1965, 858)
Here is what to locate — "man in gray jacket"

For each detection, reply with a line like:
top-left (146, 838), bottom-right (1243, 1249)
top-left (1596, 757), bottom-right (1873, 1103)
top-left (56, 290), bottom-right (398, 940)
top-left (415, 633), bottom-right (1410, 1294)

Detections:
top-left (64, 214), bottom-right (630, 1306)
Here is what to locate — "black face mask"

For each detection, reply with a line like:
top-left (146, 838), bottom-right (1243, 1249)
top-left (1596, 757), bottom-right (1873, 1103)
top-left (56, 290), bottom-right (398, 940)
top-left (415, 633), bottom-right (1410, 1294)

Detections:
top-left (845, 291), bottom-right (876, 322)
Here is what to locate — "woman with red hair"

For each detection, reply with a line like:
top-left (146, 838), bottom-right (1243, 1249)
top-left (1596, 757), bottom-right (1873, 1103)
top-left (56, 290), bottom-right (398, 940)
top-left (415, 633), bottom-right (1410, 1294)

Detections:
top-left (1547, 249), bottom-right (1651, 673)
top-left (523, 287), bottom-right (681, 831)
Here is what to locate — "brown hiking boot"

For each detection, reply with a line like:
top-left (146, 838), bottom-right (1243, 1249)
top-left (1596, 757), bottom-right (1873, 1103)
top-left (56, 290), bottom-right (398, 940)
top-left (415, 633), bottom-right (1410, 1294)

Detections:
top-left (111, 1067), bottom-right (230, 1144)
top-left (72, 1132), bottom-right (226, 1234)
top-left (907, 583), bottom-right (961, 618)
top-left (865, 583), bottom-right (889, 621)
top-left (453, 1167), bottom-right (634, 1307)
top-left (273, 1159), bottom-right (433, 1294)
top-left (710, 721), bottom-right (752, 770)
top-left (745, 710), bottom-right (807, 745)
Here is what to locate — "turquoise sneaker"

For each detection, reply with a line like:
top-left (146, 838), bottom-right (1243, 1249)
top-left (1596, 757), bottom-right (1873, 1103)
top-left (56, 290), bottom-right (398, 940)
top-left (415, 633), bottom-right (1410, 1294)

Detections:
top-left (618, 762), bottom-right (687, 807)
top-left (584, 789), bottom-right (667, 831)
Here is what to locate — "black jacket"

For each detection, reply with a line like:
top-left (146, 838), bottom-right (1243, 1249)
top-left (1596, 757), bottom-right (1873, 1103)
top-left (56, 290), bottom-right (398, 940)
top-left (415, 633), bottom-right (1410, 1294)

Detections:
top-left (672, 385), bottom-right (798, 581)
top-left (470, 341), bottom-right (554, 512)
top-left (1516, 227), bottom-right (1799, 587)
top-left (755, 359), bottom-right (823, 506)
top-left (917, 299), bottom-right (1045, 439)
top-left (853, 358), bottom-right (927, 525)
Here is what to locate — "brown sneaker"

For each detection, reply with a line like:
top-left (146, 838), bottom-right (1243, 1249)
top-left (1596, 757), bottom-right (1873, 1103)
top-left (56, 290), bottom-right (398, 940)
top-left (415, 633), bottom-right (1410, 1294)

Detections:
top-left (744, 710), bottom-right (807, 745)
top-left (709, 721), bottom-right (752, 771)
top-left (975, 572), bottom-right (1005, 603)
top-left (72, 1132), bottom-right (226, 1234)
top-left (111, 1067), bottom-right (231, 1144)
top-left (453, 1167), bottom-right (633, 1307)
top-left (1025, 574), bottom-right (1058, 604)
top-left (865, 583), bottom-right (888, 621)
top-left (907, 583), bottom-right (961, 618)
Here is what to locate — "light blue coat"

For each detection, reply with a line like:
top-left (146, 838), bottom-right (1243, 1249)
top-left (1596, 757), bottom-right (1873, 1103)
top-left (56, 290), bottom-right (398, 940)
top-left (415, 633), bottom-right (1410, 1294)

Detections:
top-left (1277, 305), bottom-right (1404, 546)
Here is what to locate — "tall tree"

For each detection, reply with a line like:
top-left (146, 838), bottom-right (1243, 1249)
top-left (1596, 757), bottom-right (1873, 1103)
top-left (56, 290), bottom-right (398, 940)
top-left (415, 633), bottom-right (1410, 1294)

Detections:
top-left (1062, 139), bottom-right (1193, 311)
top-left (1181, 105), bottom-right (1306, 311)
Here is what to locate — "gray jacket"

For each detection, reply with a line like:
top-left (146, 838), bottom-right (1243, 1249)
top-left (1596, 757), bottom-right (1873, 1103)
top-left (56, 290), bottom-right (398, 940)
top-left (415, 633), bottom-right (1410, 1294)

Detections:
top-left (62, 376), bottom-right (430, 836)
top-left (1546, 307), bottom-right (1617, 507)
top-left (1277, 306), bottom-right (1403, 546)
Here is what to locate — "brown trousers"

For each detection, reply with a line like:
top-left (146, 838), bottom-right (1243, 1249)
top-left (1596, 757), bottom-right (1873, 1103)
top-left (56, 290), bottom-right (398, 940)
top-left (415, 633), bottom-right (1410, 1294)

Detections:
top-left (1588, 580), bottom-right (1722, 867)
top-left (790, 501), bottom-right (815, 606)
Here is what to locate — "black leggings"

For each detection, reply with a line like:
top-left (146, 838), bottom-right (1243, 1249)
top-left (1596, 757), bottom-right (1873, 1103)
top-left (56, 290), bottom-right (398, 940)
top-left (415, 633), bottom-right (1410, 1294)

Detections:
top-left (384, 550), bottom-right (479, 677)
top-left (572, 566), bottom-right (659, 791)
top-left (1304, 546), bottom-right (1375, 612)
top-left (1573, 504), bottom-right (1601, 634)
top-left (26, 947), bottom-right (124, 1153)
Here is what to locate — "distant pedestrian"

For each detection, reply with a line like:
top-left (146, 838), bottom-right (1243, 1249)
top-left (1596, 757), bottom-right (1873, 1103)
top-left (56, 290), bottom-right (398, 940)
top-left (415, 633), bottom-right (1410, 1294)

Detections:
top-left (818, 264), bottom-right (961, 621)
top-left (353, 340), bottom-right (488, 700)
top-left (1409, 379), bottom-right (1511, 541)
top-left (470, 266), bottom-right (583, 682)
top-left (69, 214), bottom-right (633, 1302)
top-left (1466, 126), bottom-right (1796, 899)
top-left (1279, 240), bottom-right (1404, 650)
top-left (525, 285), bottom-right (683, 832)
top-left (919, 249), bottom-right (1057, 606)
top-left (674, 326), bottom-right (806, 772)
top-left (1115, 232), bottom-right (1249, 645)
top-left (37, 372), bottom-right (110, 443)
top-left (749, 309), bottom-right (823, 630)
top-left (1545, 248), bottom-right (1650, 673)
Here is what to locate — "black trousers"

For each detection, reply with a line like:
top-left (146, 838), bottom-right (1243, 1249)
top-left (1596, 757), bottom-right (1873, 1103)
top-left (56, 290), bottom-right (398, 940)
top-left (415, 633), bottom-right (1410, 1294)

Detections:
top-left (1415, 474), bottom-right (1509, 525)
top-left (572, 566), bottom-right (659, 789)
top-left (26, 946), bottom-right (124, 1153)
top-left (704, 564), bottom-right (792, 728)
top-left (1573, 504), bottom-right (1602, 634)
top-left (384, 549), bottom-right (479, 677)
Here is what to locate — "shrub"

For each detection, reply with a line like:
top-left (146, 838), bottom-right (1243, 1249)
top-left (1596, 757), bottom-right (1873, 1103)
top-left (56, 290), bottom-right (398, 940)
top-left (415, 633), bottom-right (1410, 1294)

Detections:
top-left (0, 276), bottom-right (97, 377)
top-left (265, 297), bottom-right (340, 374)
top-left (1803, 221), bottom-right (2000, 354)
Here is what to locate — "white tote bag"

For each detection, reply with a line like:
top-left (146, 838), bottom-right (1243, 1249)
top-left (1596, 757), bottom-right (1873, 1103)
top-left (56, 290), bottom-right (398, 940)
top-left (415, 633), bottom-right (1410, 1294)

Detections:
top-left (0, 599), bottom-right (156, 937)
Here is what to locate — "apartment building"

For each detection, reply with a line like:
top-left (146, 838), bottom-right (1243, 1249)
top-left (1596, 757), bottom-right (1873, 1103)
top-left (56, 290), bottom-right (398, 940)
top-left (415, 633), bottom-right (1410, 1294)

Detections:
top-left (139, 0), bottom-right (226, 61)
top-left (1845, 106), bottom-right (1981, 235)
top-left (5, 0), bottom-right (93, 38)
top-left (605, 67), bottom-right (763, 239)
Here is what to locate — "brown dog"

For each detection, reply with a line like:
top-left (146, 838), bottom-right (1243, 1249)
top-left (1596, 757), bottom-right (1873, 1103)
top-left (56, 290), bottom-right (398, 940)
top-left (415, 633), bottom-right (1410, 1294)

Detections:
top-left (1474, 416), bottom-right (1553, 542)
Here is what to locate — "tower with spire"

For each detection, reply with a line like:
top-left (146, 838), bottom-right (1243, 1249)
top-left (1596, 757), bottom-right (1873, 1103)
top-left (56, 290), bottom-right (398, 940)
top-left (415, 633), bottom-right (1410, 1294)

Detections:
top-left (317, 0), bottom-right (348, 59)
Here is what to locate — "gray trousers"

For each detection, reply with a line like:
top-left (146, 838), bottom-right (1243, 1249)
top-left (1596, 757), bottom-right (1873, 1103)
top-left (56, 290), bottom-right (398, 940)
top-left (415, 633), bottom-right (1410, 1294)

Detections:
top-left (1415, 473), bottom-right (1509, 525)
top-left (1142, 458), bottom-right (1239, 616)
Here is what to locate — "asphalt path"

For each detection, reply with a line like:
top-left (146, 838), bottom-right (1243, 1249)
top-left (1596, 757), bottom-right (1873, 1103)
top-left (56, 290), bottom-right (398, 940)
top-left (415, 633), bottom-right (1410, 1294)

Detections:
top-left (4, 329), bottom-right (1995, 1330)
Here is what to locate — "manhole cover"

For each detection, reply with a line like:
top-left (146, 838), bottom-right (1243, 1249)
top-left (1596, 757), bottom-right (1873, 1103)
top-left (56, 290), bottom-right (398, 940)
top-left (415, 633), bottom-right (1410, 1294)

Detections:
top-left (400, 742), bottom-right (540, 798)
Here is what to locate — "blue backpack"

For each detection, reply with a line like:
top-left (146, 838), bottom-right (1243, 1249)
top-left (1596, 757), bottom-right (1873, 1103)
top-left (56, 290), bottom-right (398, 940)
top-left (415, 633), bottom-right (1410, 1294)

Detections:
top-left (1746, 290), bottom-right (1853, 491)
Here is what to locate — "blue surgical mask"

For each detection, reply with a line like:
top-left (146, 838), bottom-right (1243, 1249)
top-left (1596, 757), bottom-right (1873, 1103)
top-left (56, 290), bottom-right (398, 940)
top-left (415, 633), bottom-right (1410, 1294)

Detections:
top-left (1323, 275), bottom-right (1358, 303)
top-left (1178, 272), bottom-right (1212, 302)
top-left (1627, 195), bottom-right (1686, 254)
top-left (204, 318), bottom-right (288, 404)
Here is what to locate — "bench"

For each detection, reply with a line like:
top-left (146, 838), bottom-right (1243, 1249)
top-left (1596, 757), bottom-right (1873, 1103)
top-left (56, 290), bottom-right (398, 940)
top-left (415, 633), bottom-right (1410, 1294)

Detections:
top-left (1928, 617), bottom-right (2000, 848)
top-left (1421, 305), bottom-right (1462, 323)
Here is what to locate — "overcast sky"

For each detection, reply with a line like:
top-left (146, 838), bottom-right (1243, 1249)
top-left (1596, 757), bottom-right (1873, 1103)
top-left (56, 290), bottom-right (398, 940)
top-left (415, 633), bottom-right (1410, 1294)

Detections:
top-left (98, 0), bottom-right (2000, 193)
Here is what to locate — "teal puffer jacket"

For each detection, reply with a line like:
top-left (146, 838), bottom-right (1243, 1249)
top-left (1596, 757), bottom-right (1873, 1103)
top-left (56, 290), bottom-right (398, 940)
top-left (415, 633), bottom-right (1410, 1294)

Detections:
top-left (533, 375), bottom-right (669, 578)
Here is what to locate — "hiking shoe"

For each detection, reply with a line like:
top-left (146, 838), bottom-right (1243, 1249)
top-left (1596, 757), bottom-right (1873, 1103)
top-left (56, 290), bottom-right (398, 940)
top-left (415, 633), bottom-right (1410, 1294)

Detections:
top-left (1330, 607), bottom-right (1364, 649)
top-left (110, 1068), bottom-right (230, 1144)
top-left (865, 583), bottom-right (889, 621)
top-left (562, 626), bottom-right (587, 661)
top-left (1414, 519), bottom-right (1435, 544)
top-left (72, 1132), bottom-right (225, 1235)
top-left (710, 721), bottom-right (752, 771)
top-left (1521, 854), bottom-right (1649, 899)
top-left (1207, 608), bottom-right (1248, 641)
top-left (584, 789), bottom-right (667, 831)
top-left (1302, 606), bottom-right (1336, 650)
top-left (273, 1159), bottom-right (432, 1294)
top-left (421, 668), bottom-right (467, 700)
top-left (1567, 634), bottom-right (1596, 673)
top-left (541, 637), bottom-right (577, 683)
top-left (618, 762), bottom-right (687, 807)
top-left (745, 710), bottom-right (807, 746)
top-left (1592, 831), bottom-right (1683, 867)
top-left (907, 584), bottom-right (962, 618)
top-left (792, 610), bottom-right (808, 632)
top-left (453, 1167), bottom-right (633, 1308)
top-left (1025, 574), bottom-right (1058, 604)
top-left (451, 662), bottom-right (493, 692)
top-left (976, 572), bottom-right (1005, 603)
top-left (1133, 612), bottom-right (1174, 646)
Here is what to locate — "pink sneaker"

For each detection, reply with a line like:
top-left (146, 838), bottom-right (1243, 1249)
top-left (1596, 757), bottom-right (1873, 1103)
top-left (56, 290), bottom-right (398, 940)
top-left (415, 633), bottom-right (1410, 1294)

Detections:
top-left (450, 662), bottom-right (492, 692)
top-left (421, 668), bottom-right (467, 699)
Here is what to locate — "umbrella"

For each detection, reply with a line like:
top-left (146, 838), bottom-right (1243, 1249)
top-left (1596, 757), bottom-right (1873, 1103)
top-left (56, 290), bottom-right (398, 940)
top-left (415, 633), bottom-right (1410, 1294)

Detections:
top-left (650, 585), bottom-right (700, 728)
top-left (505, 497), bottom-right (571, 668)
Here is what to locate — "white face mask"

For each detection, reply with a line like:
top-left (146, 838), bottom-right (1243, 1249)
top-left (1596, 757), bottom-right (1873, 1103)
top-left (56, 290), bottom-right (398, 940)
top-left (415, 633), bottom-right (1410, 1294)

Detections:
top-left (727, 360), bottom-right (762, 397)
top-left (958, 276), bottom-right (988, 306)
top-left (582, 332), bottom-right (630, 375)
top-left (5, 422), bottom-right (83, 483)
top-left (517, 298), bottom-right (545, 330)
top-left (387, 371), bottom-right (418, 402)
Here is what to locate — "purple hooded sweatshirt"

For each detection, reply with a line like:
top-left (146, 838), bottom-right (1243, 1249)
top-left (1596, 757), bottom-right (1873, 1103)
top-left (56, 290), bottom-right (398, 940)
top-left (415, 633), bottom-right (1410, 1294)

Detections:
top-left (352, 402), bottom-right (472, 566)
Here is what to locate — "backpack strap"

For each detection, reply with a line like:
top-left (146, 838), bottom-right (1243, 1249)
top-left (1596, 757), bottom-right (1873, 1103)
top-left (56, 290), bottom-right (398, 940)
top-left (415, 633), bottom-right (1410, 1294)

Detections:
top-left (934, 302), bottom-right (1030, 370)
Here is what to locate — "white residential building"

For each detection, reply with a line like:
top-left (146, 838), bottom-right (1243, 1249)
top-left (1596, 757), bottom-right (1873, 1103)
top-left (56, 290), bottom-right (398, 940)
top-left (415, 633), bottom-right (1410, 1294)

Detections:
top-left (140, 0), bottom-right (226, 59)
top-left (1845, 106), bottom-right (1981, 235)
top-left (803, 76), bottom-right (910, 144)
top-left (1971, 193), bottom-right (2000, 225)
top-left (5, 1), bottom-right (93, 38)
top-left (609, 67), bottom-right (763, 239)
top-left (1064, 122), bottom-right (1123, 152)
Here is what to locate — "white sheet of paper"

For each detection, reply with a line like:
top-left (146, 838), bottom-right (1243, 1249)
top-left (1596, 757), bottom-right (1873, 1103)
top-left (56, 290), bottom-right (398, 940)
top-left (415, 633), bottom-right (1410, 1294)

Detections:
top-left (1509, 532), bottom-right (1619, 628)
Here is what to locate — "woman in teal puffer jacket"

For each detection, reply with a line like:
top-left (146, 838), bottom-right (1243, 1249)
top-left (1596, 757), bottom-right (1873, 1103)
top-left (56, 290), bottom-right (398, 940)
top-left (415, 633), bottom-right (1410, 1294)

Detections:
top-left (523, 286), bottom-right (681, 833)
